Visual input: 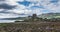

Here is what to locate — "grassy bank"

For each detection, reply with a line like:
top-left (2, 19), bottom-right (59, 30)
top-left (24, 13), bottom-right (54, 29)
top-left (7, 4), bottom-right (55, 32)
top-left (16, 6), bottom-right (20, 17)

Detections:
top-left (0, 22), bottom-right (60, 32)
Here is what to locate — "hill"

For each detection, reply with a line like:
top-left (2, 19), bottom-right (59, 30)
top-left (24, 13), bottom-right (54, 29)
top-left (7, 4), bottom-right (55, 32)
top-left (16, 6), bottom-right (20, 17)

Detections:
top-left (38, 13), bottom-right (60, 19)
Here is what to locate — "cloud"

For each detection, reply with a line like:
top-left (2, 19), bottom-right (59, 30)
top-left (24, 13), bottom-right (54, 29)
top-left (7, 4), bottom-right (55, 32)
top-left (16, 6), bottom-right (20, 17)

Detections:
top-left (0, 3), bottom-right (16, 9)
top-left (0, 0), bottom-right (60, 22)
top-left (0, 0), bottom-right (60, 18)
top-left (14, 0), bottom-right (60, 15)
top-left (0, 0), bottom-right (5, 1)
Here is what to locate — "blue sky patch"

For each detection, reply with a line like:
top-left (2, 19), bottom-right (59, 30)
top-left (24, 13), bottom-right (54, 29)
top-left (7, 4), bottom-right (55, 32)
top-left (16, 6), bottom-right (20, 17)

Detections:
top-left (41, 10), bottom-right (52, 13)
top-left (50, 0), bottom-right (59, 3)
top-left (30, 5), bottom-right (44, 10)
top-left (17, 1), bottom-right (32, 6)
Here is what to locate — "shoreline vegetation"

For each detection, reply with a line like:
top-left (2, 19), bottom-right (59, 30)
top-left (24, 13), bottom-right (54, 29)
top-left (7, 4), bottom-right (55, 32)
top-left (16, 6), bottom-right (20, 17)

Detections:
top-left (15, 14), bottom-right (60, 22)
top-left (0, 14), bottom-right (60, 32)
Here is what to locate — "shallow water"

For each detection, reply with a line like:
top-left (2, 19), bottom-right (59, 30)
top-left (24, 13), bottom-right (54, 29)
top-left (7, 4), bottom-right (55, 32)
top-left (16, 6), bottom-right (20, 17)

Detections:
top-left (0, 20), bottom-right (15, 23)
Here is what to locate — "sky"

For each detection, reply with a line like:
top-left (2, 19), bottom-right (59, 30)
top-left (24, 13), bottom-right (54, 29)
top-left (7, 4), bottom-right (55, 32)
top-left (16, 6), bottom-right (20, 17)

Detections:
top-left (0, 0), bottom-right (60, 18)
